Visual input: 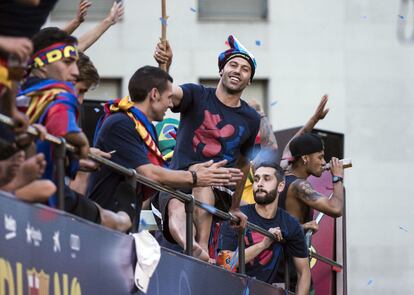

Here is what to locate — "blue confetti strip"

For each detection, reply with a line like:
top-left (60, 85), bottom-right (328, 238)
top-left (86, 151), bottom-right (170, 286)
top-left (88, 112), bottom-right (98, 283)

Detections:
top-left (399, 225), bottom-right (408, 232)
top-left (159, 17), bottom-right (167, 26)
top-left (361, 15), bottom-right (368, 20)
top-left (190, 7), bottom-right (197, 13)
top-left (368, 279), bottom-right (373, 286)
top-left (140, 218), bottom-right (148, 227)
top-left (255, 40), bottom-right (261, 46)
top-left (229, 247), bottom-right (239, 269)
top-left (270, 100), bottom-right (278, 106)
top-left (398, 15), bottom-right (405, 20)
top-left (200, 203), bottom-right (218, 214)
top-left (94, 108), bottom-right (100, 112)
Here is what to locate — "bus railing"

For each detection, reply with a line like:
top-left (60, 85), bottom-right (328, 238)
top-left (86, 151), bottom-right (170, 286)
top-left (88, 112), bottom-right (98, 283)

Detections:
top-left (0, 113), bottom-right (343, 292)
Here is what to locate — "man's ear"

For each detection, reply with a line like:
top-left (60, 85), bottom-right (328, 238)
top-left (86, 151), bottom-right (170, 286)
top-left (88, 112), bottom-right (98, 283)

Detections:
top-left (219, 69), bottom-right (223, 77)
top-left (301, 155), bottom-right (308, 165)
top-left (277, 180), bottom-right (285, 193)
top-left (33, 67), bottom-right (48, 78)
top-left (149, 88), bottom-right (159, 102)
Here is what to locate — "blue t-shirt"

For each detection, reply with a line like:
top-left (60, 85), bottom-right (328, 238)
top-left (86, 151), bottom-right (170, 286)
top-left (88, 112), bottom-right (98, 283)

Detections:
top-left (170, 84), bottom-right (260, 170)
top-left (86, 113), bottom-right (153, 211)
top-left (218, 204), bottom-right (308, 284)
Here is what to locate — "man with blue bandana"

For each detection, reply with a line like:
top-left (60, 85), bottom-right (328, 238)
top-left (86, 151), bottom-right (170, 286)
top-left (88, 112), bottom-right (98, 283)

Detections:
top-left (153, 35), bottom-right (261, 261)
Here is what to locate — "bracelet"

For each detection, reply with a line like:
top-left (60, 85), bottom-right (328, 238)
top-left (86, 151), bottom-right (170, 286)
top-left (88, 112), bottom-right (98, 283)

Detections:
top-left (332, 175), bottom-right (343, 184)
top-left (190, 170), bottom-right (197, 186)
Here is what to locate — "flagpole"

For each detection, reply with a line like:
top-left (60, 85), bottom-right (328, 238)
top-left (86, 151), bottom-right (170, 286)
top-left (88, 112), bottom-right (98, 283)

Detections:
top-left (160, 0), bottom-right (167, 71)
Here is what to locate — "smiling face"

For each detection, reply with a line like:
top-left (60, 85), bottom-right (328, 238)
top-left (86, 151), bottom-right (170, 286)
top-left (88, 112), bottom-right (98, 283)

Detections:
top-left (219, 57), bottom-right (252, 94)
top-left (151, 81), bottom-right (174, 122)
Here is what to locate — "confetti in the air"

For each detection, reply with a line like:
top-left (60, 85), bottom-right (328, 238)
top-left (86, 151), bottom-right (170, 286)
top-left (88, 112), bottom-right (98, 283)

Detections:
top-left (159, 17), bottom-right (167, 26)
top-left (398, 15), bottom-right (405, 20)
top-left (399, 225), bottom-right (408, 232)
top-left (190, 7), bottom-right (197, 13)
top-left (270, 100), bottom-right (278, 107)
top-left (255, 40), bottom-right (261, 46)
top-left (368, 279), bottom-right (373, 286)
top-left (94, 108), bottom-right (100, 112)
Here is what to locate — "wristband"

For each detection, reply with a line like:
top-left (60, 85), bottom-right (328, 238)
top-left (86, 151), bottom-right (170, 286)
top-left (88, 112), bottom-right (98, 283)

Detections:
top-left (332, 176), bottom-right (343, 184)
top-left (190, 170), bottom-right (197, 186)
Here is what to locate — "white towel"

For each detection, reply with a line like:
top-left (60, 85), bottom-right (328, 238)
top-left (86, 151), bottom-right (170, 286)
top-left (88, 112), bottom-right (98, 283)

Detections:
top-left (132, 231), bottom-right (161, 293)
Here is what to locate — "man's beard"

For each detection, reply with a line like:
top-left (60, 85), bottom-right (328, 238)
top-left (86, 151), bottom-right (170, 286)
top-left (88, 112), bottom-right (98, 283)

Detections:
top-left (254, 188), bottom-right (278, 205)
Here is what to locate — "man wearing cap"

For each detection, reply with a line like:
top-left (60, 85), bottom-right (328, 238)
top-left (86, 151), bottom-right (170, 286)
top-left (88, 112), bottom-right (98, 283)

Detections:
top-left (153, 36), bottom-right (261, 261)
top-left (279, 133), bottom-right (344, 226)
top-left (277, 133), bottom-right (344, 292)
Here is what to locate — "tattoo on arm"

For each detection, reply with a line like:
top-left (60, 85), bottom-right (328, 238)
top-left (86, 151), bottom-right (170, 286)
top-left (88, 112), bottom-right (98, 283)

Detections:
top-left (292, 179), bottom-right (323, 202)
top-left (259, 117), bottom-right (278, 149)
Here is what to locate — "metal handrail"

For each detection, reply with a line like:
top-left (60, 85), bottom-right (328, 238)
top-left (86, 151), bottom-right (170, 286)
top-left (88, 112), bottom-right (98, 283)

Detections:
top-left (0, 113), bottom-right (342, 273)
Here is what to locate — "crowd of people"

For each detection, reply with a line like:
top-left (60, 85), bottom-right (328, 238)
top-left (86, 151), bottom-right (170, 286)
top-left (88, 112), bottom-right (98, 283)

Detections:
top-left (0, 1), bottom-right (346, 294)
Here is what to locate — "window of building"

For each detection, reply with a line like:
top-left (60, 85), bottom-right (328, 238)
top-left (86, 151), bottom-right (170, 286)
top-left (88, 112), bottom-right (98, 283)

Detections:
top-left (51, 0), bottom-right (114, 21)
top-left (198, 0), bottom-right (268, 21)
top-left (199, 78), bottom-right (269, 114)
top-left (85, 78), bottom-right (122, 101)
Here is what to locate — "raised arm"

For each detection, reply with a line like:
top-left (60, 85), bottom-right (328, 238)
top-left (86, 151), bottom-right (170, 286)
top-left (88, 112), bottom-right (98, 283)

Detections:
top-left (61, 0), bottom-right (92, 35)
top-left (153, 40), bottom-right (184, 107)
top-left (281, 95), bottom-right (329, 166)
top-left (290, 158), bottom-right (344, 218)
top-left (77, 1), bottom-right (124, 52)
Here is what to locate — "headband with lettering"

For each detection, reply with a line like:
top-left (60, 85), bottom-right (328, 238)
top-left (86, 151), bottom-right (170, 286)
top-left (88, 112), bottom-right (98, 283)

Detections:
top-left (30, 42), bottom-right (79, 69)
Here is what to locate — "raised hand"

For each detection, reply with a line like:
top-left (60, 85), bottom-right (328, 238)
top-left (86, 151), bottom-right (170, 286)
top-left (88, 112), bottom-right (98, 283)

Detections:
top-left (105, 1), bottom-right (124, 25)
top-left (329, 157), bottom-right (344, 178)
top-left (154, 40), bottom-right (173, 67)
top-left (311, 94), bottom-right (329, 122)
top-left (76, 0), bottom-right (92, 23)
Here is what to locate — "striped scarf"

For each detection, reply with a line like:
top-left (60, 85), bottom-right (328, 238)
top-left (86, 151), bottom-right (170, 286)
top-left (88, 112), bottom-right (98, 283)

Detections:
top-left (18, 79), bottom-right (78, 124)
top-left (97, 96), bottom-right (166, 167)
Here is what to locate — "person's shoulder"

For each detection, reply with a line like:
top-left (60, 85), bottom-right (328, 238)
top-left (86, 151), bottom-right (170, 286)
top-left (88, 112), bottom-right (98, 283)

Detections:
top-left (240, 100), bottom-right (260, 120)
top-left (181, 83), bottom-right (215, 95)
top-left (105, 112), bottom-right (130, 124)
top-left (180, 83), bottom-right (204, 91)
top-left (288, 177), bottom-right (320, 201)
top-left (278, 208), bottom-right (301, 227)
top-left (101, 113), bottom-right (134, 132)
top-left (241, 203), bottom-right (256, 216)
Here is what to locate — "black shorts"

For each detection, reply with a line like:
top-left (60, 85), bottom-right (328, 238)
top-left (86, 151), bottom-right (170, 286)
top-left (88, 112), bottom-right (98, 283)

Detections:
top-left (64, 185), bottom-right (101, 224)
top-left (151, 186), bottom-right (234, 244)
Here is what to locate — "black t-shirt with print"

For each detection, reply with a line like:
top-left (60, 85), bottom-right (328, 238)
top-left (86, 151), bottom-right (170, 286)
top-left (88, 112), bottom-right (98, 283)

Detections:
top-left (170, 83), bottom-right (260, 170)
top-left (218, 204), bottom-right (308, 284)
